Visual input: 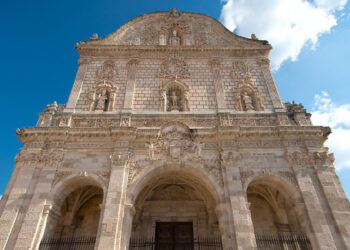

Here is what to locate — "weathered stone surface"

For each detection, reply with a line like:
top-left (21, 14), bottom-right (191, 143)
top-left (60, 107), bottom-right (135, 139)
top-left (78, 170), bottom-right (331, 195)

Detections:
top-left (0, 9), bottom-right (349, 250)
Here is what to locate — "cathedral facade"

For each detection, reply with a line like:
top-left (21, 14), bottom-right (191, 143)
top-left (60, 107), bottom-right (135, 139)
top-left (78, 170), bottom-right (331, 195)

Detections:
top-left (0, 9), bottom-right (349, 250)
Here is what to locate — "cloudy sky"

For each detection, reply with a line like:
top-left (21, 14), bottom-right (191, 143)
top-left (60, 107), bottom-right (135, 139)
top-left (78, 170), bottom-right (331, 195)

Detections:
top-left (0, 0), bottom-right (349, 197)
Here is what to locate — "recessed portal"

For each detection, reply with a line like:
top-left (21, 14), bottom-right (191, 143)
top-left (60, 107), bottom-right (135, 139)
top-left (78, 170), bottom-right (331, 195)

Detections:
top-left (155, 222), bottom-right (193, 250)
top-left (128, 172), bottom-right (223, 249)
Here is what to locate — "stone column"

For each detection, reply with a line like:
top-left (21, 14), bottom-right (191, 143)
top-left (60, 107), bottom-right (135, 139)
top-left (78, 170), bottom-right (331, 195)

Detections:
top-left (312, 153), bottom-right (350, 248)
top-left (222, 152), bottom-right (257, 250)
top-left (123, 59), bottom-right (139, 112)
top-left (209, 59), bottom-right (226, 112)
top-left (65, 58), bottom-right (90, 112)
top-left (258, 58), bottom-right (284, 111)
top-left (96, 152), bottom-right (130, 250)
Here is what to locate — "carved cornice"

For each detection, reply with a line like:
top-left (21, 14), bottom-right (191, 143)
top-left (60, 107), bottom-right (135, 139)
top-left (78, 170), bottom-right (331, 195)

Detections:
top-left (76, 45), bottom-right (270, 58)
top-left (17, 127), bottom-right (137, 144)
top-left (17, 123), bottom-right (329, 145)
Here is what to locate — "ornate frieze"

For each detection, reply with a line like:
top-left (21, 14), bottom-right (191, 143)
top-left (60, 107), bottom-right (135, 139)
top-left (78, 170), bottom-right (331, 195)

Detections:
top-left (285, 151), bottom-right (312, 167)
top-left (219, 114), bottom-right (277, 127)
top-left (15, 151), bottom-right (64, 168)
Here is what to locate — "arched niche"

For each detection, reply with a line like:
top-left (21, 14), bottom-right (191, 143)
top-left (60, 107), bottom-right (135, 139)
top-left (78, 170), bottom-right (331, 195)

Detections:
top-left (246, 175), bottom-right (310, 239)
top-left (160, 79), bottom-right (190, 112)
top-left (234, 84), bottom-right (264, 112)
top-left (41, 176), bottom-right (104, 247)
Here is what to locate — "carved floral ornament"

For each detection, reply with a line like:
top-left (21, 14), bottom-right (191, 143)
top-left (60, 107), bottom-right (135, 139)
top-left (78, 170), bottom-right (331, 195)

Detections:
top-left (87, 60), bottom-right (118, 112)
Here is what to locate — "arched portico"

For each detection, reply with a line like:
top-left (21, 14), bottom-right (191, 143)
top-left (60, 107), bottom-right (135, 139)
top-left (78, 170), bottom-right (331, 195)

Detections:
top-left (246, 174), bottom-right (314, 249)
top-left (122, 162), bottom-right (231, 250)
top-left (39, 175), bottom-right (105, 249)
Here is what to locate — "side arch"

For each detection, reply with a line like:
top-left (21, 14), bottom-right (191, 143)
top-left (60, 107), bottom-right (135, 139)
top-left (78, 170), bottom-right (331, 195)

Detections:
top-left (50, 173), bottom-right (106, 209)
top-left (244, 173), bottom-right (303, 204)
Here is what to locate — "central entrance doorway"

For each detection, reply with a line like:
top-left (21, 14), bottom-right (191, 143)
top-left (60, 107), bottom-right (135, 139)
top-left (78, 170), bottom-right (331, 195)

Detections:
top-left (155, 222), bottom-right (194, 250)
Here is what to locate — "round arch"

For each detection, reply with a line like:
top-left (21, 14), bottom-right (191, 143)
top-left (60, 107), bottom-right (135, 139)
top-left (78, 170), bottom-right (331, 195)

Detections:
top-left (245, 173), bottom-right (314, 249)
top-left (244, 173), bottom-right (302, 204)
top-left (126, 161), bottom-right (224, 205)
top-left (123, 161), bottom-right (227, 249)
top-left (50, 173), bottom-right (106, 209)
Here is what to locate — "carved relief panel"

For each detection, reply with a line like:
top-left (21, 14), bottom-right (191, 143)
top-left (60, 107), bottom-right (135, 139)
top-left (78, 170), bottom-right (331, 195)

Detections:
top-left (158, 55), bottom-right (191, 112)
top-left (231, 62), bottom-right (264, 111)
top-left (87, 61), bottom-right (118, 112)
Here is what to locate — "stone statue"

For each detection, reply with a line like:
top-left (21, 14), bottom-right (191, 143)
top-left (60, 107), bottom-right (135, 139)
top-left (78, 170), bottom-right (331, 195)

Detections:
top-left (184, 91), bottom-right (190, 111)
top-left (243, 93), bottom-right (254, 111)
top-left (169, 30), bottom-right (181, 46)
top-left (161, 90), bottom-right (167, 111)
top-left (95, 90), bottom-right (108, 111)
top-left (169, 91), bottom-right (180, 111)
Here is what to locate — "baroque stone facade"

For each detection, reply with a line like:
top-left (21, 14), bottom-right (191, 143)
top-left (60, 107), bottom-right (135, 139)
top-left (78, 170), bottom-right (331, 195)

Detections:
top-left (0, 9), bottom-right (349, 250)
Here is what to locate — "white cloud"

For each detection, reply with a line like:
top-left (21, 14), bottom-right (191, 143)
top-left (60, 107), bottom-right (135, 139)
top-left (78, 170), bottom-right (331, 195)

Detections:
top-left (311, 92), bottom-right (350, 170)
top-left (220, 0), bottom-right (347, 70)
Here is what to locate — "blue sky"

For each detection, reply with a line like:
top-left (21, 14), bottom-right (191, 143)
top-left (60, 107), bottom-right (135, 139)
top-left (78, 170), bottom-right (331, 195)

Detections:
top-left (0, 0), bottom-right (349, 197)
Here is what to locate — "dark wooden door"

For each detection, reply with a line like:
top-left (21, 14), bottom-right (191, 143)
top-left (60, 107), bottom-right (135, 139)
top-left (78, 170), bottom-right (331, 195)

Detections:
top-left (155, 222), bottom-right (194, 250)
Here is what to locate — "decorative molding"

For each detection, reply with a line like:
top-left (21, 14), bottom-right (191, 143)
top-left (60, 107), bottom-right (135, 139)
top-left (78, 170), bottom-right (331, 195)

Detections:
top-left (110, 152), bottom-right (132, 166)
top-left (15, 151), bottom-right (64, 169)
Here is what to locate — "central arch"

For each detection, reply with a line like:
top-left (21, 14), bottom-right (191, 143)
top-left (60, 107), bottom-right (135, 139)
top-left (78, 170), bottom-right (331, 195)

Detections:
top-left (124, 162), bottom-right (226, 249)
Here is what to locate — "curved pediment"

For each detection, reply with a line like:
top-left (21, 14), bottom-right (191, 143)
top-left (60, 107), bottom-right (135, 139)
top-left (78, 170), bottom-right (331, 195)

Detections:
top-left (82, 9), bottom-right (269, 48)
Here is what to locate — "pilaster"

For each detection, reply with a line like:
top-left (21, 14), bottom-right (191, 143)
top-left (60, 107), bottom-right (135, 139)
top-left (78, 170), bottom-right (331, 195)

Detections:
top-left (312, 154), bottom-right (350, 248)
top-left (64, 58), bottom-right (90, 112)
top-left (222, 152), bottom-right (257, 250)
top-left (209, 59), bottom-right (226, 111)
top-left (258, 58), bottom-right (284, 111)
top-left (96, 152), bottom-right (130, 250)
top-left (122, 59), bottom-right (139, 112)
top-left (286, 152), bottom-right (338, 249)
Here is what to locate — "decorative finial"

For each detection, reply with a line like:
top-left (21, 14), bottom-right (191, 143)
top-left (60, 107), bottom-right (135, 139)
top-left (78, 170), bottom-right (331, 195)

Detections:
top-left (251, 33), bottom-right (258, 40)
top-left (91, 33), bottom-right (98, 39)
top-left (16, 128), bottom-right (22, 136)
top-left (169, 8), bottom-right (180, 17)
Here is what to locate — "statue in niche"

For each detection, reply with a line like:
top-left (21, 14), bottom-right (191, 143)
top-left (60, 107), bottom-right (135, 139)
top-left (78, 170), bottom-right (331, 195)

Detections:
top-left (184, 91), bottom-right (190, 111)
top-left (242, 92), bottom-right (254, 111)
top-left (95, 89), bottom-right (109, 111)
top-left (161, 90), bottom-right (167, 112)
top-left (169, 30), bottom-right (181, 46)
top-left (169, 90), bottom-right (180, 111)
